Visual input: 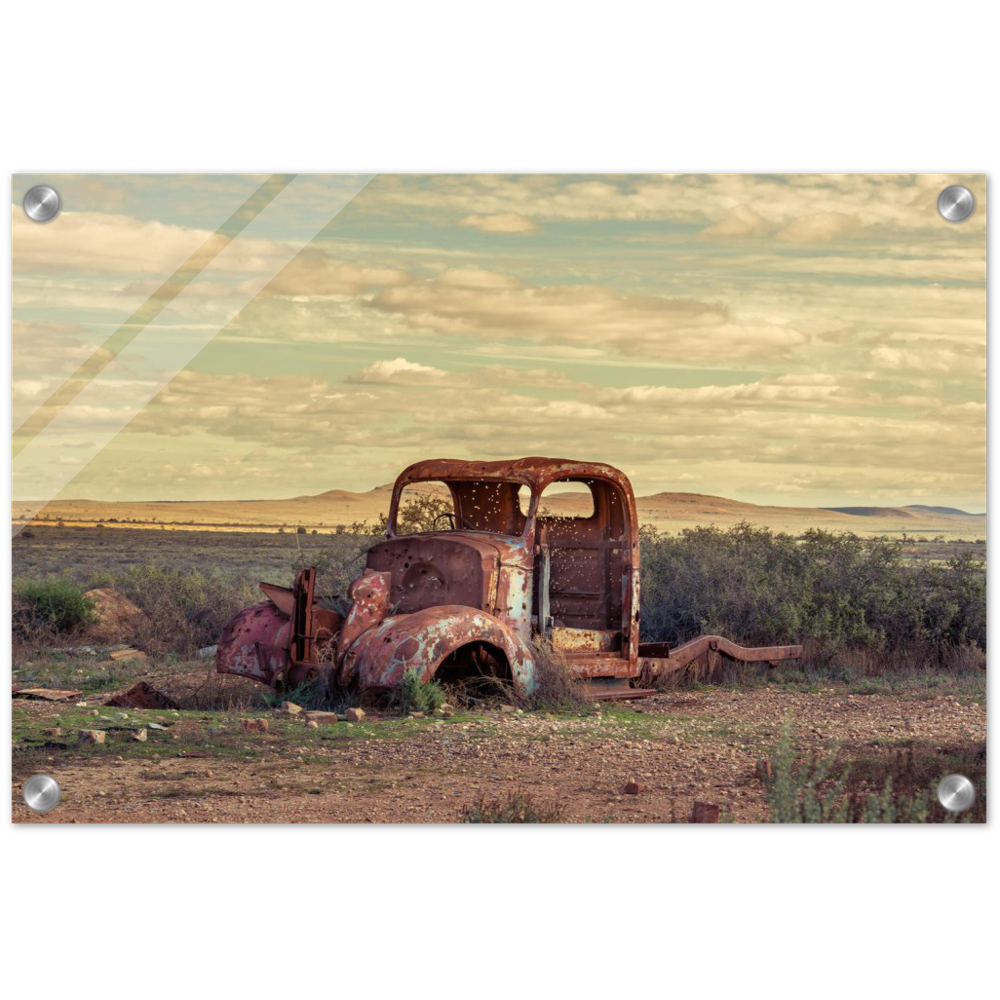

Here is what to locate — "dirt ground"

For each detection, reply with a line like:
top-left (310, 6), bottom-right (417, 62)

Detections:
top-left (12, 683), bottom-right (986, 823)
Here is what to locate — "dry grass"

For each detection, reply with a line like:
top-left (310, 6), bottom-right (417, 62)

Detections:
top-left (461, 790), bottom-right (566, 823)
top-left (526, 637), bottom-right (589, 709)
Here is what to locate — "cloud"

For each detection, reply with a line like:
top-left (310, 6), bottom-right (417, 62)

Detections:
top-left (367, 268), bottom-right (806, 361)
top-left (256, 252), bottom-right (409, 297)
top-left (351, 357), bottom-right (446, 383)
top-left (459, 212), bottom-right (538, 233)
top-left (776, 212), bottom-right (863, 243)
top-left (698, 205), bottom-right (771, 239)
top-left (363, 173), bottom-right (986, 237)
top-left (12, 207), bottom-right (287, 275)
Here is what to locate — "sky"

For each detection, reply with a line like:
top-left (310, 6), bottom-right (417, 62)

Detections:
top-left (11, 173), bottom-right (986, 510)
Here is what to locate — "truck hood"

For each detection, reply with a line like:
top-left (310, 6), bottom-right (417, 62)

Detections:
top-left (364, 532), bottom-right (529, 615)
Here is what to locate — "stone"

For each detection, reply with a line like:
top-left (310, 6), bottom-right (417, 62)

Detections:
top-left (408, 711), bottom-right (424, 719)
top-left (304, 711), bottom-right (339, 725)
top-left (197, 644), bottom-right (218, 659)
top-left (306, 720), bottom-right (319, 729)
top-left (130, 728), bottom-right (148, 742)
top-left (147, 722), bottom-right (167, 730)
top-left (78, 730), bottom-right (106, 745)
top-left (241, 718), bottom-right (270, 733)
top-left (280, 701), bottom-right (303, 716)
top-left (344, 707), bottom-right (366, 723)
top-left (690, 802), bottom-right (720, 823)
top-left (624, 780), bottom-right (642, 795)
top-left (108, 648), bottom-right (147, 663)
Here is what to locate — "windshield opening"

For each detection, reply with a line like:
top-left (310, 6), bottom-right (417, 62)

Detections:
top-left (392, 479), bottom-right (529, 536)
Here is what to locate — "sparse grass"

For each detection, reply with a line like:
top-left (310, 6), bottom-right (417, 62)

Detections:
top-left (461, 790), bottom-right (566, 823)
top-left (763, 721), bottom-right (985, 823)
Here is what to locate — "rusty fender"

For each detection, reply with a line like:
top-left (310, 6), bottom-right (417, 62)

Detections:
top-left (342, 605), bottom-right (536, 697)
top-left (216, 601), bottom-right (292, 685)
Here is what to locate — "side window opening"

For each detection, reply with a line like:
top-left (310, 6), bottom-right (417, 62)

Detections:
top-left (519, 480), bottom-right (596, 519)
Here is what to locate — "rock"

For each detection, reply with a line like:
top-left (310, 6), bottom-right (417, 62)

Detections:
top-left (78, 730), bottom-right (106, 745)
top-left (690, 802), bottom-right (720, 823)
top-left (280, 701), bottom-right (303, 716)
top-left (42, 727), bottom-right (62, 737)
top-left (130, 728), bottom-right (148, 742)
top-left (197, 644), bottom-right (218, 660)
top-left (106, 681), bottom-right (179, 710)
top-left (440, 703), bottom-right (454, 712)
top-left (241, 718), bottom-right (270, 733)
top-left (345, 707), bottom-right (365, 723)
top-left (12, 687), bottom-right (83, 702)
top-left (408, 711), bottom-right (425, 719)
top-left (304, 711), bottom-right (339, 725)
top-left (306, 720), bottom-right (319, 729)
top-left (108, 648), bottom-right (148, 663)
top-left (442, 710), bottom-right (454, 719)
top-left (83, 587), bottom-right (146, 642)
top-left (624, 780), bottom-right (642, 795)
top-left (147, 722), bottom-right (167, 730)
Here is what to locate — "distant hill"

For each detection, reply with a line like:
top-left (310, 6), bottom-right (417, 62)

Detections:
top-left (13, 487), bottom-right (987, 539)
top-left (824, 504), bottom-right (984, 519)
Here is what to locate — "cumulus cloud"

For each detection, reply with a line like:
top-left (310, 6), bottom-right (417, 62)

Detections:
top-left (367, 268), bottom-right (806, 361)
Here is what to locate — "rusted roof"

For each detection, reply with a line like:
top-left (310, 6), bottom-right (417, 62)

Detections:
top-left (395, 456), bottom-right (635, 496)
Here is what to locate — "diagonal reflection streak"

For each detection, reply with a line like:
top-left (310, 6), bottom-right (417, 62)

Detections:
top-left (12, 173), bottom-right (374, 535)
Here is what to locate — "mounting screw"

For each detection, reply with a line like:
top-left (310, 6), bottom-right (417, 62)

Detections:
top-left (937, 774), bottom-right (974, 813)
top-left (23, 774), bottom-right (61, 814)
top-left (23, 184), bottom-right (61, 223)
top-left (937, 185), bottom-right (975, 223)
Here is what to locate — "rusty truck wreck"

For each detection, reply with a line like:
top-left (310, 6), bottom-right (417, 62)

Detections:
top-left (217, 457), bottom-right (802, 700)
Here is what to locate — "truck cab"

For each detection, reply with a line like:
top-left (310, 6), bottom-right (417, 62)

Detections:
top-left (217, 456), bottom-right (801, 700)
top-left (365, 457), bottom-right (641, 692)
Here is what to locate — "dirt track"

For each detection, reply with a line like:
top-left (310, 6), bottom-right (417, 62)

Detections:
top-left (12, 686), bottom-right (986, 823)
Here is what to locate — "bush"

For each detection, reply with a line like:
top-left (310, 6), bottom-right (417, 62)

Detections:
top-left (639, 523), bottom-right (985, 672)
top-left (108, 564), bottom-right (259, 655)
top-left (394, 668), bottom-right (447, 715)
top-left (13, 577), bottom-right (96, 634)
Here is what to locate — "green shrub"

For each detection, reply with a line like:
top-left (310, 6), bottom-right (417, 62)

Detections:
top-left (395, 668), bottom-right (447, 715)
top-left (639, 523), bottom-right (985, 671)
top-left (13, 577), bottom-right (97, 633)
